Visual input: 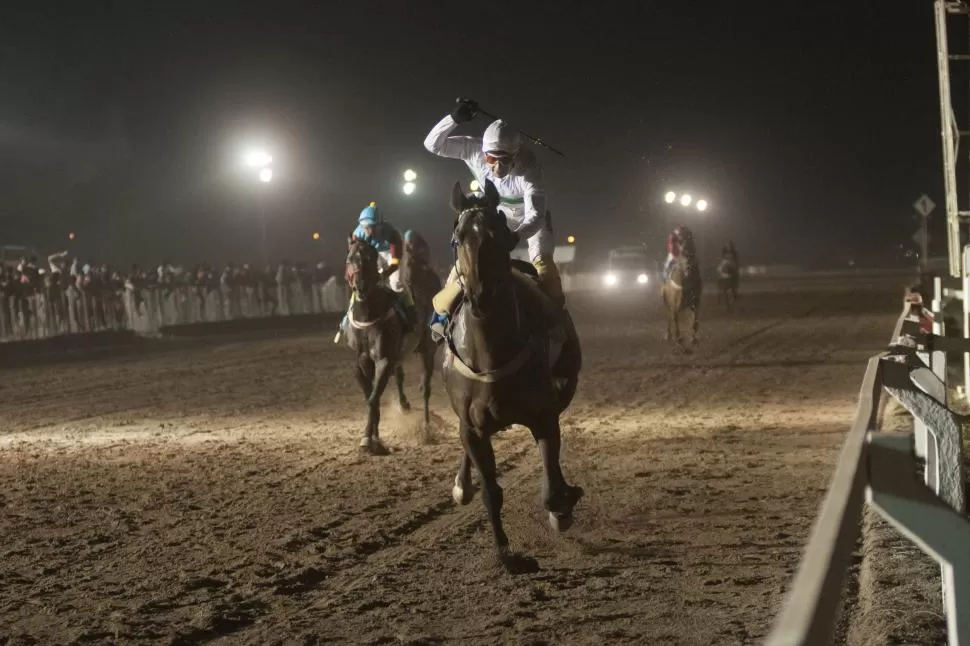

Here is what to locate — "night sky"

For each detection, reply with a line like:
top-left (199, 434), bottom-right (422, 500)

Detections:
top-left (0, 2), bottom-right (953, 269)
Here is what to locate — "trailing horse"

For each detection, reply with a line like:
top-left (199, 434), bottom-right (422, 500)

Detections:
top-left (342, 241), bottom-right (407, 455)
top-left (661, 252), bottom-right (702, 349)
top-left (393, 231), bottom-right (442, 431)
top-left (716, 257), bottom-right (740, 311)
top-left (442, 180), bottom-right (583, 573)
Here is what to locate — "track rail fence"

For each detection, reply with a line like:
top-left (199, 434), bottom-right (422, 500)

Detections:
top-left (0, 279), bottom-right (349, 342)
top-left (767, 290), bottom-right (970, 645)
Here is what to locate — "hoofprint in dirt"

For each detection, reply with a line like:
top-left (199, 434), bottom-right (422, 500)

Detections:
top-left (0, 279), bottom-right (907, 644)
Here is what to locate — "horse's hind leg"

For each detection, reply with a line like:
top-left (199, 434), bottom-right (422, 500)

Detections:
top-left (530, 416), bottom-right (584, 532)
top-left (460, 421), bottom-right (537, 573)
top-left (394, 364), bottom-right (411, 412)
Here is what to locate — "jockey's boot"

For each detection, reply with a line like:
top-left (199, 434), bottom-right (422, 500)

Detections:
top-left (430, 311), bottom-right (448, 344)
top-left (430, 281), bottom-right (464, 344)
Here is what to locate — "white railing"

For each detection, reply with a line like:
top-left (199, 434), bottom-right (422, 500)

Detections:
top-left (0, 278), bottom-right (349, 342)
top-left (767, 291), bottom-right (970, 645)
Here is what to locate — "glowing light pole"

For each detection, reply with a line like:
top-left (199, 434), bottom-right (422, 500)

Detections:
top-left (245, 149), bottom-right (274, 265)
top-left (403, 169), bottom-right (417, 195)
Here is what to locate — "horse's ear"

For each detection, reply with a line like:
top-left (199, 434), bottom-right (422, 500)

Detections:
top-left (449, 181), bottom-right (466, 214)
top-left (483, 179), bottom-right (500, 211)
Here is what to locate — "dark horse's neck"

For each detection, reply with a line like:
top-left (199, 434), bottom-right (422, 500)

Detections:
top-left (352, 285), bottom-right (391, 323)
top-left (460, 273), bottom-right (531, 371)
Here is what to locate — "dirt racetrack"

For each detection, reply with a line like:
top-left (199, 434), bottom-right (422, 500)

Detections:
top-left (0, 275), bottom-right (909, 645)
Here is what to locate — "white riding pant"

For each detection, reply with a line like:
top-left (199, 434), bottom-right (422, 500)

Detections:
top-left (377, 251), bottom-right (404, 292)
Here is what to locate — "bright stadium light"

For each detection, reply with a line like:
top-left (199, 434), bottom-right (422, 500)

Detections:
top-left (245, 149), bottom-right (273, 168)
top-left (259, 167), bottom-right (273, 183)
top-left (664, 191), bottom-right (677, 204)
top-left (696, 199), bottom-right (708, 212)
top-left (403, 181), bottom-right (416, 195)
top-left (470, 179), bottom-right (481, 192)
top-left (680, 194), bottom-right (692, 207)
top-left (403, 169), bottom-right (417, 182)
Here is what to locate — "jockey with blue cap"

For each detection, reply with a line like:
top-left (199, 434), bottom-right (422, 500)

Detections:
top-left (334, 202), bottom-right (416, 343)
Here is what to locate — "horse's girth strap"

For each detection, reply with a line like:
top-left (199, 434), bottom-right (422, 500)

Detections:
top-left (447, 341), bottom-right (534, 384)
top-left (348, 306), bottom-right (396, 329)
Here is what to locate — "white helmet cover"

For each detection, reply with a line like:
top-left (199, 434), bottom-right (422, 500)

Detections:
top-left (482, 119), bottom-right (521, 156)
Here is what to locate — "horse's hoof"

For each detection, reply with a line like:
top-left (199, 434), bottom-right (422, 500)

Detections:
top-left (399, 400), bottom-right (412, 413)
top-left (547, 485), bottom-right (584, 518)
top-left (549, 511), bottom-right (574, 532)
top-left (499, 551), bottom-right (540, 575)
top-left (452, 481), bottom-right (475, 505)
top-left (369, 440), bottom-right (390, 456)
top-left (359, 438), bottom-right (389, 456)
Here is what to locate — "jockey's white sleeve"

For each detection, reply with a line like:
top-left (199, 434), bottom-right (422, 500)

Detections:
top-left (423, 115), bottom-right (481, 163)
top-left (512, 169), bottom-right (548, 244)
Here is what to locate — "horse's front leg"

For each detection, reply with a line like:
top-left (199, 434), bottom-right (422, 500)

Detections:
top-left (529, 415), bottom-right (584, 532)
top-left (452, 451), bottom-right (475, 505)
top-left (671, 303), bottom-right (682, 346)
top-left (420, 340), bottom-right (435, 429)
top-left (362, 357), bottom-right (394, 454)
top-left (460, 421), bottom-right (536, 573)
top-left (394, 364), bottom-right (411, 412)
top-left (691, 302), bottom-right (700, 346)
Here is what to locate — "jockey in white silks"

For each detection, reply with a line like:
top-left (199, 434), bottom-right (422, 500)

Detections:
top-left (423, 98), bottom-right (563, 341)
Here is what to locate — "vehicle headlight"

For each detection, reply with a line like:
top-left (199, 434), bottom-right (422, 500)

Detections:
top-left (637, 273), bottom-right (649, 285)
top-left (603, 273), bottom-right (618, 287)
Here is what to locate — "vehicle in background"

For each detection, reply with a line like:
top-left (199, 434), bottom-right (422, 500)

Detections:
top-left (601, 246), bottom-right (655, 290)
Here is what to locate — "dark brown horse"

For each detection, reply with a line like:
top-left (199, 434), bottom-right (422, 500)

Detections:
top-left (443, 180), bottom-right (583, 573)
top-left (343, 241), bottom-right (405, 455)
top-left (393, 232), bottom-right (442, 431)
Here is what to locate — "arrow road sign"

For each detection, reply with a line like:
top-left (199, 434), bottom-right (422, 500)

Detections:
top-left (913, 194), bottom-right (936, 218)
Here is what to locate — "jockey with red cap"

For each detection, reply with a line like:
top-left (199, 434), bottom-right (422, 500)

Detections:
top-left (663, 225), bottom-right (696, 282)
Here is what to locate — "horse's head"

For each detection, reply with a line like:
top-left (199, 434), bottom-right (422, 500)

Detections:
top-left (449, 180), bottom-right (515, 314)
top-left (400, 230), bottom-right (427, 284)
top-left (346, 240), bottom-right (380, 299)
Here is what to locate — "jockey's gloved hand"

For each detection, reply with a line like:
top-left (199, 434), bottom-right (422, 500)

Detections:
top-left (451, 98), bottom-right (479, 123)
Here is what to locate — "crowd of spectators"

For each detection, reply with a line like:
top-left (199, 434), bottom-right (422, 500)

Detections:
top-left (0, 252), bottom-right (341, 341)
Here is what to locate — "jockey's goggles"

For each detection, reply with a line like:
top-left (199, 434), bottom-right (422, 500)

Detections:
top-left (484, 152), bottom-right (514, 166)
